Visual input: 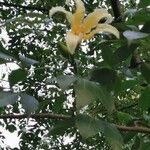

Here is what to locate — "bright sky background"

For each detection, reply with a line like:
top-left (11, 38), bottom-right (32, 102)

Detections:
top-left (0, 30), bottom-right (20, 148)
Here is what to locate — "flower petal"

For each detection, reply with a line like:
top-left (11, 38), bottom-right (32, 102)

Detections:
top-left (49, 6), bottom-right (73, 25)
top-left (83, 24), bottom-right (119, 40)
top-left (66, 31), bottom-right (82, 54)
top-left (82, 9), bottom-right (113, 33)
top-left (71, 0), bottom-right (85, 32)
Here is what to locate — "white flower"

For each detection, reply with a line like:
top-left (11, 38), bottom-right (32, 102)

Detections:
top-left (49, 0), bottom-right (119, 55)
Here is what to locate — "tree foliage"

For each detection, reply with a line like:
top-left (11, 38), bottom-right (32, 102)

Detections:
top-left (0, 0), bottom-right (150, 149)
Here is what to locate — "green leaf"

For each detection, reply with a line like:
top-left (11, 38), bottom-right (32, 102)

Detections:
top-left (139, 0), bottom-right (150, 8)
top-left (75, 79), bottom-right (98, 109)
top-left (123, 30), bottom-right (149, 41)
top-left (103, 122), bottom-right (123, 150)
top-left (112, 44), bottom-right (138, 65)
top-left (19, 54), bottom-right (38, 66)
top-left (138, 87), bottom-right (150, 110)
top-left (98, 87), bottom-right (115, 113)
top-left (52, 94), bottom-right (66, 113)
top-left (50, 119), bottom-right (74, 136)
top-left (123, 8), bottom-right (138, 18)
top-left (8, 69), bottom-right (28, 86)
top-left (76, 114), bottom-right (123, 150)
top-left (121, 80), bottom-right (137, 91)
top-left (143, 114), bottom-right (150, 121)
top-left (20, 93), bottom-right (39, 114)
top-left (123, 132), bottom-right (136, 144)
top-left (123, 9), bottom-right (138, 18)
top-left (76, 114), bottom-right (104, 138)
top-left (75, 79), bottom-right (115, 112)
top-left (0, 92), bottom-right (18, 107)
top-left (139, 140), bottom-right (150, 150)
top-left (101, 44), bottom-right (113, 67)
top-left (37, 100), bottom-right (50, 113)
top-left (141, 63), bottom-right (150, 83)
top-left (127, 9), bottom-right (150, 25)
top-left (57, 75), bottom-right (77, 90)
top-left (90, 68), bottom-right (117, 88)
top-left (116, 111), bottom-right (133, 124)
top-left (131, 136), bottom-right (140, 150)
top-left (0, 52), bottom-right (15, 61)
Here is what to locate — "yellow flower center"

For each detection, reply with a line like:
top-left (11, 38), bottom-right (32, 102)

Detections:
top-left (72, 26), bottom-right (82, 35)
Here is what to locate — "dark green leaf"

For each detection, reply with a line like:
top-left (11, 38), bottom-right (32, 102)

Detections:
top-left (19, 54), bottom-right (38, 66)
top-left (143, 114), bottom-right (150, 121)
top-left (139, 140), bottom-right (150, 150)
top-left (131, 136), bottom-right (140, 150)
top-left (123, 9), bottom-right (138, 18)
top-left (20, 93), bottom-right (39, 114)
top-left (76, 114), bottom-right (104, 138)
top-left (76, 114), bottom-right (123, 150)
top-left (9, 69), bottom-right (28, 86)
top-left (103, 122), bottom-right (123, 150)
top-left (101, 44), bottom-right (113, 67)
top-left (0, 92), bottom-right (18, 107)
top-left (112, 44), bottom-right (138, 65)
top-left (57, 75), bottom-right (77, 90)
top-left (75, 79), bottom-right (115, 112)
top-left (52, 95), bottom-right (66, 113)
top-left (121, 80), bottom-right (137, 91)
top-left (123, 132), bottom-right (136, 144)
top-left (37, 100), bottom-right (51, 113)
top-left (127, 9), bottom-right (150, 25)
top-left (139, 0), bottom-right (150, 8)
top-left (138, 87), bottom-right (150, 110)
top-left (90, 68), bottom-right (117, 88)
top-left (141, 63), bottom-right (150, 83)
top-left (75, 79), bottom-right (98, 109)
top-left (0, 52), bottom-right (14, 61)
top-left (116, 111), bottom-right (133, 124)
top-left (50, 119), bottom-right (74, 136)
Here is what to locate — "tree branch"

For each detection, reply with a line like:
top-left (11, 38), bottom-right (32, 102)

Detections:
top-left (0, 2), bottom-right (48, 14)
top-left (116, 125), bottom-right (150, 134)
top-left (0, 113), bottom-right (150, 134)
top-left (110, 0), bottom-right (122, 22)
top-left (0, 113), bottom-right (70, 120)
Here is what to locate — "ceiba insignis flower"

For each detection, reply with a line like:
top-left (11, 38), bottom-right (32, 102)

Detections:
top-left (49, 0), bottom-right (119, 55)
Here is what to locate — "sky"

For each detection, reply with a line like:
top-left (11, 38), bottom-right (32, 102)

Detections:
top-left (0, 29), bottom-right (20, 148)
